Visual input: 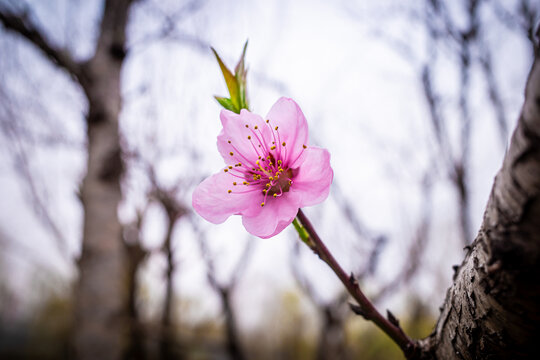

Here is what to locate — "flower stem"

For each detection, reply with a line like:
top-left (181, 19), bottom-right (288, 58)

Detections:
top-left (295, 209), bottom-right (417, 358)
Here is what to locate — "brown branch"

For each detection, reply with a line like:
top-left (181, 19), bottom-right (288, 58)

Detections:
top-left (296, 209), bottom-right (418, 358)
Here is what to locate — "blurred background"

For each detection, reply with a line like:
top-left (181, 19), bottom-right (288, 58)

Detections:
top-left (0, 0), bottom-right (537, 359)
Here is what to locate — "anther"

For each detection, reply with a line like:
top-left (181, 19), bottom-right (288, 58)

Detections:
top-left (228, 190), bottom-right (232, 193)
top-left (243, 181), bottom-right (248, 185)
top-left (273, 194), bottom-right (277, 198)
top-left (228, 140), bottom-right (231, 144)
top-left (266, 119), bottom-right (269, 123)
top-left (261, 202), bottom-right (265, 207)
top-left (223, 169), bottom-right (228, 172)
top-left (247, 135), bottom-right (251, 140)
top-left (275, 126), bottom-right (278, 130)
top-left (233, 182), bottom-right (237, 185)
top-left (229, 152), bottom-right (234, 156)
top-left (282, 142), bottom-right (286, 146)
top-left (254, 125), bottom-right (258, 129)
top-left (245, 124), bottom-right (249, 128)
top-left (228, 166), bottom-right (233, 169)
top-left (271, 146), bottom-right (276, 150)
top-left (303, 144), bottom-right (307, 149)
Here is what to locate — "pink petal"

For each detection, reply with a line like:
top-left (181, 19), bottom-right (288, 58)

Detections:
top-left (242, 191), bottom-right (302, 238)
top-left (266, 97), bottom-right (309, 168)
top-left (217, 109), bottom-right (270, 167)
top-left (192, 171), bottom-right (262, 224)
top-left (291, 146), bottom-right (333, 207)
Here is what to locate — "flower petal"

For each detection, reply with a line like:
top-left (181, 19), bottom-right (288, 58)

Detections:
top-left (217, 109), bottom-right (270, 167)
top-left (242, 191), bottom-right (302, 238)
top-left (291, 146), bottom-right (333, 207)
top-left (266, 97), bottom-right (309, 168)
top-left (192, 171), bottom-right (262, 224)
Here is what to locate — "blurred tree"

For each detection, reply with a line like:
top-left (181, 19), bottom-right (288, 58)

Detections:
top-left (0, 1), bottom-right (135, 359)
top-left (196, 230), bottom-right (253, 360)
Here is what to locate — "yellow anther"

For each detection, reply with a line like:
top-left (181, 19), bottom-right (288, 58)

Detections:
top-left (277, 160), bottom-right (282, 165)
top-left (269, 177), bottom-right (274, 181)
top-left (262, 189), bottom-right (267, 194)
top-left (258, 156), bottom-right (262, 160)
top-left (254, 125), bottom-right (258, 129)
top-left (266, 119), bottom-right (269, 123)
top-left (303, 144), bottom-right (307, 149)
top-left (228, 190), bottom-right (232, 193)
top-left (245, 124), bottom-right (249, 128)
top-left (275, 126), bottom-right (279, 130)
top-left (243, 181), bottom-right (248, 185)
top-left (224, 169), bottom-right (228, 172)
top-left (271, 146), bottom-right (276, 150)
top-left (273, 194), bottom-right (277, 198)
top-left (265, 183), bottom-right (271, 188)
top-left (228, 140), bottom-right (231, 144)
top-left (233, 182), bottom-right (237, 185)
top-left (261, 202), bottom-right (265, 207)
top-left (282, 142), bottom-right (286, 146)
top-left (248, 135), bottom-right (251, 140)
top-left (229, 152), bottom-right (234, 156)
top-left (228, 166), bottom-right (233, 169)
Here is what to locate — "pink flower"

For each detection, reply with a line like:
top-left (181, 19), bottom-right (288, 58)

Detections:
top-left (192, 97), bottom-right (333, 238)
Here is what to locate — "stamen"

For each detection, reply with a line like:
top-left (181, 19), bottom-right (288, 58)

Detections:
top-left (247, 135), bottom-right (251, 140)
top-left (223, 169), bottom-right (228, 172)
top-left (282, 142), bottom-right (286, 146)
top-left (303, 144), bottom-right (307, 149)
top-left (229, 152), bottom-right (234, 156)
top-left (228, 140), bottom-right (231, 144)
top-left (228, 190), bottom-right (232, 193)
top-left (233, 182), bottom-right (237, 185)
top-left (245, 124), bottom-right (249, 128)
top-left (261, 202), bottom-right (265, 207)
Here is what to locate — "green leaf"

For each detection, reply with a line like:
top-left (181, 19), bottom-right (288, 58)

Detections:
top-left (212, 47), bottom-right (240, 112)
top-left (214, 96), bottom-right (237, 112)
top-left (235, 41), bottom-right (249, 110)
top-left (292, 218), bottom-right (315, 249)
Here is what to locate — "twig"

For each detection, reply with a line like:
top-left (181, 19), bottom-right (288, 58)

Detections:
top-left (296, 209), bottom-right (417, 358)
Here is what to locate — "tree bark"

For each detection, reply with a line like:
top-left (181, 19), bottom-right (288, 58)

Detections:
top-left (419, 39), bottom-right (540, 359)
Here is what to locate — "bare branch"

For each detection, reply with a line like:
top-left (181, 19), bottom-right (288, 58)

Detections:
top-left (0, 5), bottom-right (82, 80)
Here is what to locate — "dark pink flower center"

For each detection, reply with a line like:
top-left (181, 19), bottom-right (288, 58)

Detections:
top-left (223, 119), bottom-right (307, 207)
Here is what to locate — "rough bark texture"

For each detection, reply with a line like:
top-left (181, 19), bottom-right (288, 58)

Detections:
top-left (74, 1), bottom-right (133, 359)
top-left (419, 41), bottom-right (540, 359)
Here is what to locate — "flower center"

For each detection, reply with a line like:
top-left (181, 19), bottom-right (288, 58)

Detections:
top-left (268, 168), bottom-right (293, 195)
top-left (224, 119), bottom-right (307, 207)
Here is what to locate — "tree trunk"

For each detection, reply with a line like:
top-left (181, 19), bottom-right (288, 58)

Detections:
top-left (419, 39), bottom-right (540, 359)
top-left (0, 1), bottom-right (134, 359)
top-left (73, 1), bottom-right (133, 359)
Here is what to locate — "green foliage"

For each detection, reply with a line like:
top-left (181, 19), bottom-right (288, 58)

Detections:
top-left (212, 41), bottom-right (250, 113)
